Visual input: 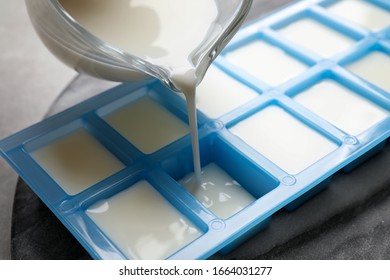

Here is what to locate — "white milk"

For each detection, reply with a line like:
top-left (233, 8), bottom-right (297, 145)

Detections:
top-left (59, 0), bottom-right (218, 65)
top-left (86, 180), bottom-right (202, 260)
top-left (294, 80), bottom-right (388, 135)
top-left (327, 0), bottom-right (390, 32)
top-left (346, 51), bottom-right (390, 94)
top-left (196, 65), bottom-right (259, 118)
top-left (278, 18), bottom-right (355, 58)
top-left (59, 0), bottom-right (221, 183)
top-left (230, 106), bottom-right (338, 174)
top-left (31, 128), bottom-right (125, 195)
top-left (177, 65), bottom-right (259, 118)
top-left (104, 96), bottom-right (189, 154)
top-left (225, 40), bottom-right (308, 86)
top-left (179, 163), bottom-right (256, 219)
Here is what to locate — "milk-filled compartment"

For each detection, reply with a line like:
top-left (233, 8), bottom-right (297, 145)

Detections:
top-left (29, 127), bottom-right (125, 196)
top-left (229, 105), bottom-right (339, 175)
top-left (100, 94), bottom-right (189, 155)
top-left (160, 132), bottom-right (278, 254)
top-left (179, 163), bottom-right (256, 220)
top-left (326, 0), bottom-right (390, 32)
top-left (224, 40), bottom-right (309, 86)
top-left (276, 17), bottom-right (357, 58)
top-left (345, 50), bottom-right (390, 94)
top-left (161, 134), bottom-right (279, 219)
top-left (85, 179), bottom-right (202, 260)
top-left (178, 64), bottom-right (260, 119)
top-left (293, 79), bottom-right (389, 135)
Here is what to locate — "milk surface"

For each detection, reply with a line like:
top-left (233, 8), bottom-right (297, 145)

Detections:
top-left (225, 40), bottom-right (308, 86)
top-left (31, 128), bottom-right (125, 195)
top-left (59, 0), bottom-right (217, 66)
top-left (86, 180), bottom-right (202, 259)
top-left (278, 18), bottom-right (355, 58)
top-left (230, 106), bottom-right (338, 174)
top-left (179, 163), bottom-right (256, 219)
top-left (104, 96), bottom-right (189, 154)
top-left (176, 65), bottom-right (259, 118)
top-left (346, 51), bottom-right (390, 94)
top-left (294, 80), bottom-right (388, 135)
top-left (327, 0), bottom-right (390, 32)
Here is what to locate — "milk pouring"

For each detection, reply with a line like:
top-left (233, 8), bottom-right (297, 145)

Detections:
top-left (26, 0), bottom-right (253, 183)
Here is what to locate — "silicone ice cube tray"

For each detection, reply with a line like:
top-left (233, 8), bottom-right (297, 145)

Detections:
top-left (1, 0), bottom-right (390, 260)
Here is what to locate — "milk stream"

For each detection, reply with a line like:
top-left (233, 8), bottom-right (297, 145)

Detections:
top-left (59, 0), bottom-right (224, 184)
top-left (170, 68), bottom-right (202, 183)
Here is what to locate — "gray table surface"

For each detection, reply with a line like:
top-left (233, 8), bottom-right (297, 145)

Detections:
top-left (0, 1), bottom-right (76, 260)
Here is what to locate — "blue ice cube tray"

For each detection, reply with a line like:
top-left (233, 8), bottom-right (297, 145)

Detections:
top-left (1, 0), bottom-right (390, 260)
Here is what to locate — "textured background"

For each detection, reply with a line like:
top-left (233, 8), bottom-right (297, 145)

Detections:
top-left (0, 0), bottom-right (76, 260)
